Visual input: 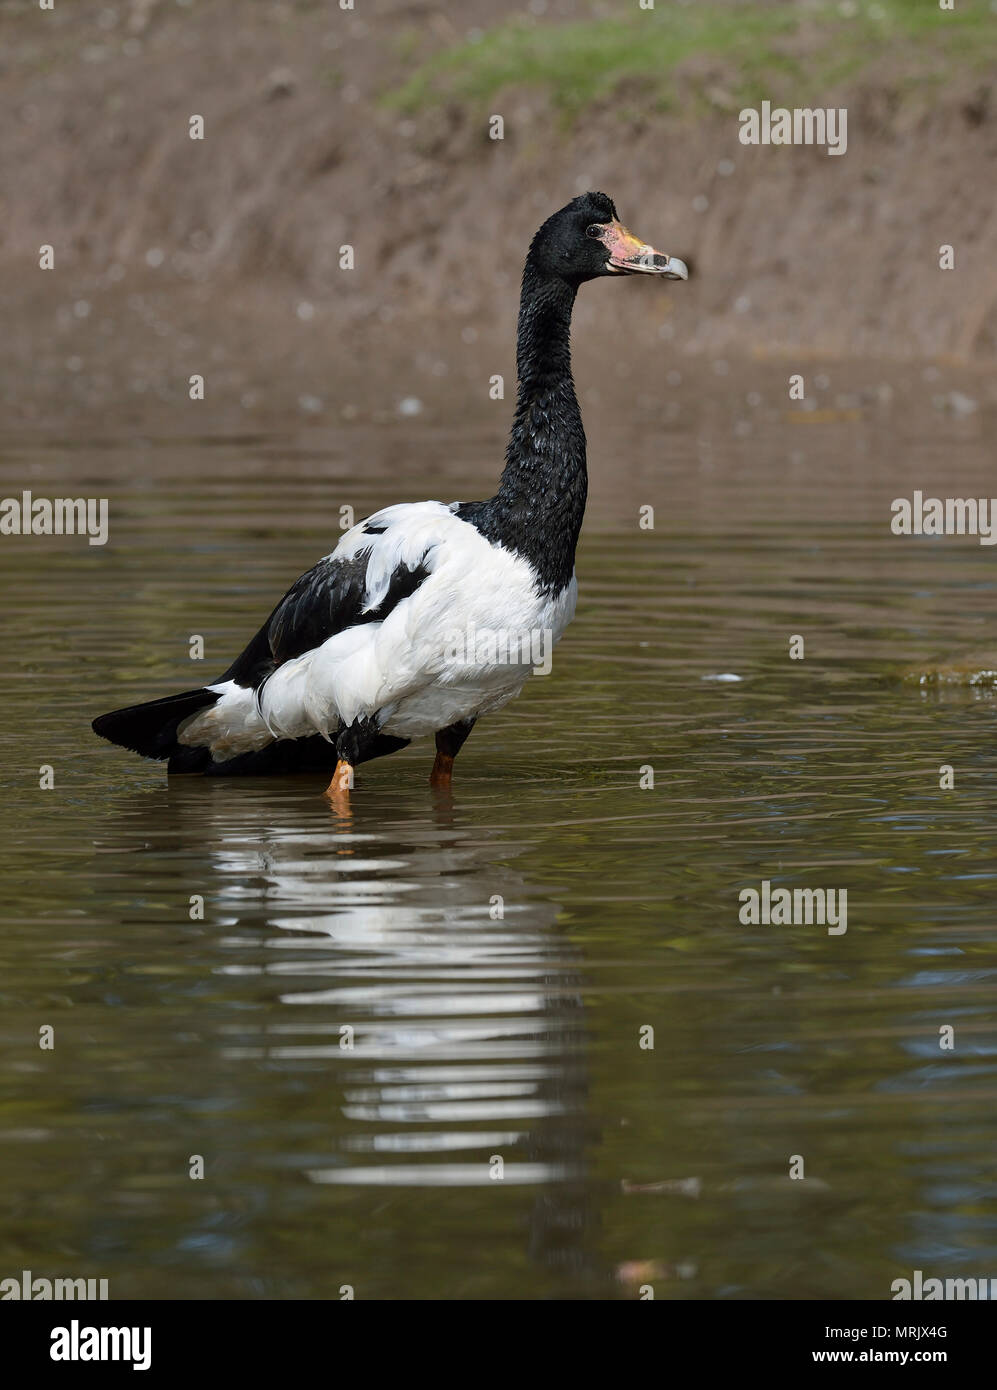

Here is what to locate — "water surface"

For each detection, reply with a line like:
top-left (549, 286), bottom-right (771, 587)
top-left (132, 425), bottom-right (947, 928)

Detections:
top-left (1, 394), bottom-right (995, 1298)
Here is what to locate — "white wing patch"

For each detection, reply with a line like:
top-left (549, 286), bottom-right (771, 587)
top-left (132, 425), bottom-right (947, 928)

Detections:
top-left (332, 500), bottom-right (456, 613)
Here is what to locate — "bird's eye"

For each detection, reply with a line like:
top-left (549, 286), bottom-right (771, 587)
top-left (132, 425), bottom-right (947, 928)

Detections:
top-left (586, 224), bottom-right (605, 239)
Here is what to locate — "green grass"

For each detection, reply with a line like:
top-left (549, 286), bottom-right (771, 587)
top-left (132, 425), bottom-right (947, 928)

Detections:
top-left (386, 0), bottom-right (997, 119)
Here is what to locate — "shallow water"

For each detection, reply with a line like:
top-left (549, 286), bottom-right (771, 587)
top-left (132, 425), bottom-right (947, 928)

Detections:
top-left (1, 395), bottom-right (995, 1300)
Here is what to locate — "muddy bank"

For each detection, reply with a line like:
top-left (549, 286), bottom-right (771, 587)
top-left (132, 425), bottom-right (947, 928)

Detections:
top-left (2, 0), bottom-right (997, 427)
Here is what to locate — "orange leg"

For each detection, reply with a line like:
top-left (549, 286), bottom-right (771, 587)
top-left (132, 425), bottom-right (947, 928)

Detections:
top-left (324, 758), bottom-right (355, 803)
top-left (430, 750), bottom-right (455, 789)
top-left (428, 719), bottom-right (475, 789)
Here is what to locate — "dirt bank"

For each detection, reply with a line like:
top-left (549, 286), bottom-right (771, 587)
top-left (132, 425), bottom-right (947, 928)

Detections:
top-left (2, 0), bottom-right (996, 427)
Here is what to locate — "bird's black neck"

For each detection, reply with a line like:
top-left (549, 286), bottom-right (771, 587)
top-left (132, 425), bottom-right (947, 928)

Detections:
top-left (470, 263), bottom-right (587, 595)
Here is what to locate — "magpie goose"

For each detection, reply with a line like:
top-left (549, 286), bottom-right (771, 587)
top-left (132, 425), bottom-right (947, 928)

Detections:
top-left (93, 193), bottom-right (688, 797)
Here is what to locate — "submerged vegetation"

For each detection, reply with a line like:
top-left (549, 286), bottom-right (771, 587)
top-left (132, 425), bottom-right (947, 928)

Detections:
top-left (387, 0), bottom-right (997, 118)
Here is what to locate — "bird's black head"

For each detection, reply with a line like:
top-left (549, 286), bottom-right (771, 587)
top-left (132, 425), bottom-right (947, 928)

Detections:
top-left (526, 191), bottom-right (689, 286)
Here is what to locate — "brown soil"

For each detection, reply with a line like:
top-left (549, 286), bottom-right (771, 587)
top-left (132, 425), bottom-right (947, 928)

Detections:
top-left (2, 0), bottom-right (997, 428)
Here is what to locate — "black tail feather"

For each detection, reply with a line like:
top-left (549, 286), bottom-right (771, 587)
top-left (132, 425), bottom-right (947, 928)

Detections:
top-left (92, 689), bottom-right (220, 761)
top-left (94, 690), bottom-right (412, 776)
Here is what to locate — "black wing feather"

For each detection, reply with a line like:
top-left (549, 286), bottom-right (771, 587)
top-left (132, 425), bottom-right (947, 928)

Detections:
top-left (219, 542), bottom-right (431, 691)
